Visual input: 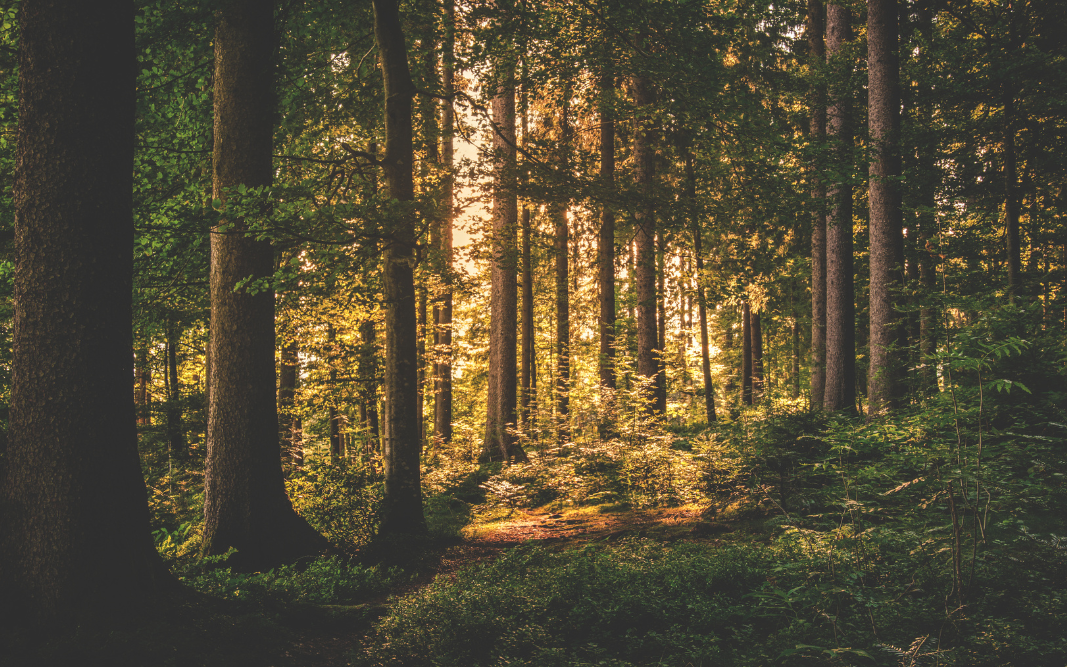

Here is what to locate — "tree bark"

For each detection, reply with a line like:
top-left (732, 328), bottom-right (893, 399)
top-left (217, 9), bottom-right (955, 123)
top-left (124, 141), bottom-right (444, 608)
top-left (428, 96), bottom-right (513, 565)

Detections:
top-left (751, 309), bottom-right (764, 403)
top-left (203, 0), bottom-right (327, 568)
top-left (1, 0), bottom-right (169, 624)
top-left (915, 1), bottom-right (938, 394)
top-left (433, 0), bottom-right (455, 444)
top-left (867, 0), bottom-right (905, 418)
top-left (632, 70), bottom-right (660, 414)
top-left (482, 61), bottom-right (527, 462)
top-left (599, 62), bottom-right (616, 392)
top-left (373, 0), bottom-right (428, 533)
top-left (656, 233), bottom-right (668, 414)
top-left (554, 91), bottom-right (571, 444)
top-left (823, 1), bottom-right (857, 413)
top-left (808, 0), bottom-right (828, 407)
top-left (742, 302), bottom-right (753, 405)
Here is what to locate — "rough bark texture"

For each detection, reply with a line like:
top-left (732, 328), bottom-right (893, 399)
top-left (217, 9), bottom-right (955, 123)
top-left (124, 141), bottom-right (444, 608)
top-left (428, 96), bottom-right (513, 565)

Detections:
top-left (483, 64), bottom-right (527, 462)
top-left (374, 0), bottom-right (428, 533)
top-left (599, 64), bottom-right (616, 391)
top-left (823, 1), bottom-right (856, 413)
top-left (808, 0), bottom-right (828, 407)
top-left (867, 0), bottom-right (905, 418)
top-left (202, 0), bottom-right (328, 568)
top-left (433, 0), bottom-right (455, 444)
top-left (1, 0), bottom-right (169, 625)
top-left (633, 71), bottom-right (659, 414)
top-left (742, 302), bottom-right (753, 405)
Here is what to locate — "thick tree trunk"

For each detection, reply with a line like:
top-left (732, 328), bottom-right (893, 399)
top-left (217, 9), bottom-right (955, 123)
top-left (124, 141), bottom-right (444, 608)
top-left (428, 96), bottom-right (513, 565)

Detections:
top-left (433, 0), bottom-right (455, 444)
top-left (633, 71), bottom-right (659, 414)
top-left (823, 1), bottom-right (857, 413)
top-left (203, 0), bottom-right (328, 568)
top-left (483, 62), bottom-right (527, 463)
top-left (166, 323), bottom-right (186, 460)
top-left (373, 0), bottom-right (428, 533)
top-left (751, 309), bottom-right (764, 403)
top-left (599, 63), bottom-right (616, 392)
top-left (1, 0), bottom-right (169, 624)
top-left (867, 0), bottom-right (905, 418)
top-left (742, 302), bottom-right (753, 405)
top-left (808, 0), bottom-right (828, 407)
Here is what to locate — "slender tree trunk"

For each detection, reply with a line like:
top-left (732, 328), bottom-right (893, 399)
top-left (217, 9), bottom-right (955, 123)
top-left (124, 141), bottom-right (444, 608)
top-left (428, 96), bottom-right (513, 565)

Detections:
top-left (373, 0), bottom-right (428, 533)
top-left (752, 309), bottom-right (764, 403)
top-left (1004, 94), bottom-right (1021, 296)
top-left (1, 0), bottom-right (170, 624)
top-left (599, 62), bottom-right (616, 391)
top-left (483, 60), bottom-right (527, 463)
top-left (166, 323), bottom-right (186, 460)
top-left (328, 324), bottom-right (343, 464)
top-left (656, 233), bottom-right (668, 414)
top-left (742, 302), bottom-right (753, 405)
top-left (823, 1), bottom-right (856, 413)
top-left (694, 232), bottom-right (716, 423)
top-left (792, 317), bottom-right (801, 399)
top-left (433, 0), bottom-right (455, 444)
top-left (417, 286), bottom-right (427, 450)
top-left (203, 0), bottom-right (327, 567)
top-left (915, 1), bottom-right (938, 394)
top-left (808, 0), bottom-right (828, 407)
top-left (360, 318), bottom-right (380, 446)
top-left (632, 69), bottom-right (660, 414)
top-left (554, 92), bottom-right (571, 444)
top-left (278, 340), bottom-right (300, 467)
top-left (867, 0), bottom-right (905, 418)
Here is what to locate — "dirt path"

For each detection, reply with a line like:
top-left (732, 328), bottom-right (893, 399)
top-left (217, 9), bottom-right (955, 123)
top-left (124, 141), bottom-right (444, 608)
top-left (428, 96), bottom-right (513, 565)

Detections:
top-left (272, 505), bottom-right (732, 667)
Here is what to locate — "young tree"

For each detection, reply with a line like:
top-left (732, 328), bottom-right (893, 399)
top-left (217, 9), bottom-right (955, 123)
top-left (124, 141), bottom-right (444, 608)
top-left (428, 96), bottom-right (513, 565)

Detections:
top-left (742, 302), bottom-right (753, 405)
top-left (373, 0), bottom-right (429, 532)
top-left (202, 0), bottom-right (328, 566)
top-left (867, 0), bottom-right (905, 417)
top-left (1, 0), bottom-right (169, 624)
top-left (823, 0), bottom-right (856, 413)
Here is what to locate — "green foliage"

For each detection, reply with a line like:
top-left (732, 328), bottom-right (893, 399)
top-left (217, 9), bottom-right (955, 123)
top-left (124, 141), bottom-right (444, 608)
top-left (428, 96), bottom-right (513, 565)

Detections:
top-left (286, 458), bottom-right (383, 548)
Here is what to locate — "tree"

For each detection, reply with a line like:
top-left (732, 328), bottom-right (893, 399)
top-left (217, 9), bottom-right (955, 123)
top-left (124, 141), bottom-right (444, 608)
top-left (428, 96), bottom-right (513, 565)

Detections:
top-left (633, 68), bottom-right (659, 414)
top-left (0, 0), bottom-right (169, 624)
top-left (822, 0), bottom-right (856, 413)
top-left (433, 0), bottom-right (456, 445)
top-left (808, 0), bottom-right (828, 407)
top-left (598, 58), bottom-right (617, 392)
top-left (201, 0), bottom-right (328, 567)
top-left (867, 0), bottom-right (905, 417)
top-left (554, 89), bottom-right (571, 444)
top-left (373, 0), bottom-right (429, 533)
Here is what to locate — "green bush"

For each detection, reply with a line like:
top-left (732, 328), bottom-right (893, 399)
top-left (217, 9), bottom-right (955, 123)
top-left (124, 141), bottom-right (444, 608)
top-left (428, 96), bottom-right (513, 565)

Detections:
top-left (286, 458), bottom-right (382, 547)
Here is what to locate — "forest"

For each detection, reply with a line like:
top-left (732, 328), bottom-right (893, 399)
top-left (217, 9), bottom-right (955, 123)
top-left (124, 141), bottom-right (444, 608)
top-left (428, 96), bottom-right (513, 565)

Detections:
top-left (0, 0), bottom-right (1065, 664)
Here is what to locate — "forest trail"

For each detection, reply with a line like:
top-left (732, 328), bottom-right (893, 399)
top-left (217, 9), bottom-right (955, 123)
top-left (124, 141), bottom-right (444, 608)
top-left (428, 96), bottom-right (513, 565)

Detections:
top-left (276, 505), bottom-right (734, 667)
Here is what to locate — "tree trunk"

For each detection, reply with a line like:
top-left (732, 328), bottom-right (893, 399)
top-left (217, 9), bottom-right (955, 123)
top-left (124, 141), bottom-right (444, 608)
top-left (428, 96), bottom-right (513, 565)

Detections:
top-left (808, 0), bottom-right (828, 407)
top-left (483, 60), bottom-right (527, 463)
top-left (633, 71), bottom-right (659, 414)
top-left (792, 316), bottom-right (801, 399)
top-left (694, 232), bottom-right (716, 423)
top-left (656, 233), bottom-right (668, 414)
top-left (1004, 93), bottom-right (1021, 296)
top-left (166, 323), bottom-right (186, 460)
top-left (823, 1), bottom-right (857, 413)
top-left (360, 318), bottom-right (380, 446)
top-left (867, 0), bottom-right (905, 418)
top-left (742, 302), bottom-right (753, 405)
top-left (751, 309), bottom-right (764, 403)
top-left (433, 0), bottom-right (455, 444)
top-left (554, 92), bottom-right (571, 444)
top-left (203, 0), bottom-right (327, 568)
top-left (1, 0), bottom-right (169, 624)
top-left (373, 0), bottom-right (428, 533)
top-left (278, 340), bottom-right (300, 467)
top-left (599, 61), bottom-right (616, 391)
top-left (328, 324), bottom-right (343, 464)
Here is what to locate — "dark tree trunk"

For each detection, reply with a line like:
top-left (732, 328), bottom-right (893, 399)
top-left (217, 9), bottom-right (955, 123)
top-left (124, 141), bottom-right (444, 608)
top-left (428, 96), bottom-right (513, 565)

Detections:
top-left (554, 93), bottom-right (571, 444)
top-left (327, 324), bottom-right (343, 464)
top-left (693, 232), bottom-right (716, 423)
top-left (633, 71), bottom-right (659, 414)
top-left (792, 317), bottom-right (801, 399)
top-left (373, 0), bottom-right (428, 533)
top-left (433, 0), bottom-right (455, 444)
top-left (823, 1), bottom-right (856, 413)
top-left (483, 61), bottom-right (527, 463)
top-left (278, 340), bottom-right (301, 467)
top-left (742, 302), bottom-right (753, 405)
top-left (808, 0), bottom-right (828, 407)
top-left (867, 0), bottom-right (905, 417)
top-left (1, 0), bottom-right (169, 624)
top-left (359, 319), bottom-right (380, 446)
top-left (203, 0), bottom-right (327, 568)
top-left (915, 1), bottom-right (938, 394)
top-left (166, 323), bottom-right (186, 460)
top-left (656, 233), bottom-right (668, 414)
top-left (521, 204), bottom-right (535, 425)
top-left (751, 309), bottom-right (764, 403)
top-left (417, 286), bottom-right (427, 450)
top-left (599, 62), bottom-right (616, 392)
top-left (136, 348), bottom-right (151, 425)
top-left (1004, 94), bottom-right (1021, 296)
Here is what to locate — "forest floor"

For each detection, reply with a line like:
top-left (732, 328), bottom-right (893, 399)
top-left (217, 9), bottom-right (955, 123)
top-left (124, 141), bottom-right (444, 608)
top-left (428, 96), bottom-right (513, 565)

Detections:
top-left (278, 503), bottom-right (739, 667)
